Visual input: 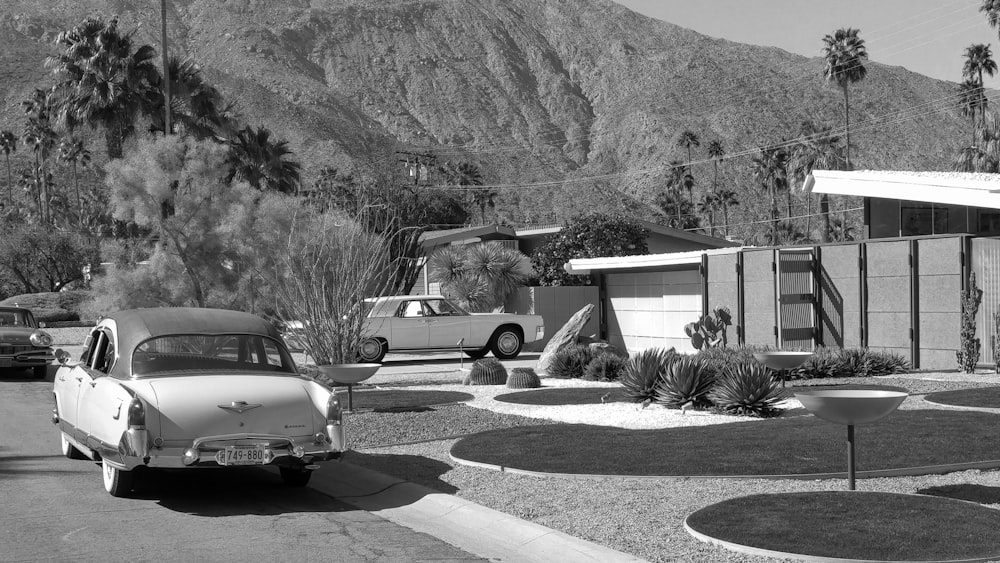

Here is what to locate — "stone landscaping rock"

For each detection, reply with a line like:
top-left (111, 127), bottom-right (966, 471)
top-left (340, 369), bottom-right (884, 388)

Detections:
top-left (536, 304), bottom-right (594, 374)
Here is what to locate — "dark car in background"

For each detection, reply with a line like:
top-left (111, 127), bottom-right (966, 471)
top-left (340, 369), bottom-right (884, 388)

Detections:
top-left (0, 306), bottom-right (55, 378)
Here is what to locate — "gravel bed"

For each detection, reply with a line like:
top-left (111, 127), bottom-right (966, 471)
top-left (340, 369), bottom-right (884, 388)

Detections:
top-left (346, 372), bottom-right (1000, 563)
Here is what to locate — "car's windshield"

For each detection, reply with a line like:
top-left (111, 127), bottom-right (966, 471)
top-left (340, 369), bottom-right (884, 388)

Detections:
top-left (0, 310), bottom-right (33, 327)
top-left (131, 334), bottom-right (296, 377)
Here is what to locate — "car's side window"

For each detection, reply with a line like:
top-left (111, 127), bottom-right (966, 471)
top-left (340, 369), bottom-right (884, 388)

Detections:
top-left (89, 331), bottom-right (116, 374)
top-left (80, 330), bottom-right (101, 365)
top-left (401, 301), bottom-right (424, 318)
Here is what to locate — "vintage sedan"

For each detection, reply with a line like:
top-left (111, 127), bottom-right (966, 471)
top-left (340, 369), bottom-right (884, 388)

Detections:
top-left (52, 307), bottom-right (346, 497)
top-left (357, 295), bottom-right (544, 363)
top-left (0, 306), bottom-right (55, 379)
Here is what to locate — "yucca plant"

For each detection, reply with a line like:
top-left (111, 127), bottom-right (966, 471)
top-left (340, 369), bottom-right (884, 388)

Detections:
top-left (709, 360), bottom-right (785, 418)
top-left (548, 344), bottom-right (593, 378)
top-left (583, 353), bottom-right (627, 381)
top-left (620, 348), bottom-right (675, 403)
top-left (653, 355), bottom-right (716, 408)
top-left (865, 350), bottom-right (909, 375)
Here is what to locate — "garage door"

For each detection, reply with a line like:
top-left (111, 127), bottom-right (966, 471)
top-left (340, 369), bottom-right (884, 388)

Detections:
top-left (605, 268), bottom-right (702, 354)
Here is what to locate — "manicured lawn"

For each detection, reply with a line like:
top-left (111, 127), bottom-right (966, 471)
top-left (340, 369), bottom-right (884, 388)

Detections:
top-left (925, 386), bottom-right (1000, 409)
top-left (686, 491), bottom-right (1000, 561)
top-left (351, 389), bottom-right (473, 411)
top-left (493, 387), bottom-right (629, 405)
top-left (450, 410), bottom-right (1000, 476)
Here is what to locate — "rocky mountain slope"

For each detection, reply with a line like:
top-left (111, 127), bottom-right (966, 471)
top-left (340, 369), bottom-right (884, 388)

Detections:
top-left (0, 0), bottom-right (973, 232)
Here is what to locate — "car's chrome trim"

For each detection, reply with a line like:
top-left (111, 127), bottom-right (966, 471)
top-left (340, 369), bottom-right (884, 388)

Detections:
top-left (217, 401), bottom-right (262, 414)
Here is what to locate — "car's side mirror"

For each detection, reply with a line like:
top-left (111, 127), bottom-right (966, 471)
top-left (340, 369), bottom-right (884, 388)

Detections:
top-left (55, 349), bottom-right (72, 365)
top-left (39, 322), bottom-right (47, 328)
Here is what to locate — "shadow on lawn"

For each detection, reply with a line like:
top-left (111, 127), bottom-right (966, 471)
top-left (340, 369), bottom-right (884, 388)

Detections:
top-left (342, 451), bottom-right (459, 495)
top-left (918, 484), bottom-right (1000, 505)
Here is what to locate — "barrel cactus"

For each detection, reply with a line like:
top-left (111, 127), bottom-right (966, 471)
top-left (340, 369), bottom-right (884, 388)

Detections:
top-left (464, 357), bottom-right (508, 385)
top-left (506, 367), bottom-right (541, 389)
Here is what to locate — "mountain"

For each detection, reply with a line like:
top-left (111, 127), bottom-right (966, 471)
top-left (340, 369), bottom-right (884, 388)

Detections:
top-left (0, 0), bottom-right (974, 234)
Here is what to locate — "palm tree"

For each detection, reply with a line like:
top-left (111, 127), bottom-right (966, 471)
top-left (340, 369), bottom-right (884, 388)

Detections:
top-left (58, 137), bottom-right (91, 225)
top-left (715, 189), bottom-right (739, 237)
top-left (963, 44), bottom-right (997, 129)
top-left (46, 16), bottom-right (161, 159)
top-left (22, 89), bottom-right (58, 223)
top-left (226, 126), bottom-right (302, 194)
top-left (677, 130), bottom-right (700, 164)
top-left (958, 78), bottom-right (987, 144)
top-left (664, 160), bottom-right (687, 223)
top-left (697, 192), bottom-right (718, 237)
top-left (0, 131), bottom-right (16, 206)
top-left (441, 161), bottom-right (492, 224)
top-left (822, 28), bottom-right (868, 170)
top-left (151, 56), bottom-right (235, 139)
top-left (707, 140), bottom-right (724, 195)
top-left (955, 111), bottom-right (1000, 172)
top-left (981, 0), bottom-right (1000, 36)
top-left (789, 120), bottom-right (848, 242)
top-left (750, 147), bottom-right (788, 245)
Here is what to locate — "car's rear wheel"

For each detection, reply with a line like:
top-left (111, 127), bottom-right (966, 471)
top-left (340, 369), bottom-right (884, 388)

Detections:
top-left (32, 365), bottom-right (47, 379)
top-left (279, 466), bottom-right (312, 487)
top-left (60, 433), bottom-right (87, 460)
top-left (357, 337), bottom-right (386, 363)
top-left (488, 326), bottom-right (523, 360)
top-left (102, 460), bottom-right (134, 497)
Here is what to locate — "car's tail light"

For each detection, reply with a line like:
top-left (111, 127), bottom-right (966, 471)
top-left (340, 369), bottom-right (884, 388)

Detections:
top-left (30, 330), bottom-right (53, 347)
top-left (327, 392), bottom-right (343, 425)
top-left (326, 391), bottom-right (347, 451)
top-left (127, 397), bottom-right (145, 428)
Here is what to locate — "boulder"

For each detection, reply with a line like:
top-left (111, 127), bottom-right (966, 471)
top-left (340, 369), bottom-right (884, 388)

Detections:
top-left (536, 304), bottom-right (594, 374)
top-left (587, 341), bottom-right (628, 359)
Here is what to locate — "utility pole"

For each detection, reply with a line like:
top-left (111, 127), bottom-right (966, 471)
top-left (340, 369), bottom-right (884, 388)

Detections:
top-left (161, 0), bottom-right (171, 135)
top-left (396, 150), bottom-right (437, 186)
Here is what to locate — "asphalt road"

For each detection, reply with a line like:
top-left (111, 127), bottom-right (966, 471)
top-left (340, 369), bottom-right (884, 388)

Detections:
top-left (0, 367), bottom-right (484, 563)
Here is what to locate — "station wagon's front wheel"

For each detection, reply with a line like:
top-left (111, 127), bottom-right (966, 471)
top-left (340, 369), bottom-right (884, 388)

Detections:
top-left (357, 337), bottom-right (386, 363)
top-left (102, 460), bottom-right (134, 497)
top-left (489, 327), bottom-right (523, 360)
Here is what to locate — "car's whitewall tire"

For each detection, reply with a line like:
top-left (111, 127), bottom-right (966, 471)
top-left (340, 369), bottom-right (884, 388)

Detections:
top-left (60, 433), bottom-right (86, 460)
top-left (102, 460), bottom-right (134, 497)
top-left (489, 327), bottom-right (523, 360)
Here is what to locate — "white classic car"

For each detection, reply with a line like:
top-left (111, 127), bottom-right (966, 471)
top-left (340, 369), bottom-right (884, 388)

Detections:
top-left (356, 295), bottom-right (544, 363)
top-left (52, 307), bottom-right (346, 497)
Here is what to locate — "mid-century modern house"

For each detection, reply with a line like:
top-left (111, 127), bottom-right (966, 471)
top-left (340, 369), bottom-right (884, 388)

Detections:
top-left (563, 171), bottom-right (1000, 371)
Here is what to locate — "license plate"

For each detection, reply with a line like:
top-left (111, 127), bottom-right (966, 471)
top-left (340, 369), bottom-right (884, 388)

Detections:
top-left (0, 358), bottom-right (11, 368)
top-left (219, 445), bottom-right (267, 466)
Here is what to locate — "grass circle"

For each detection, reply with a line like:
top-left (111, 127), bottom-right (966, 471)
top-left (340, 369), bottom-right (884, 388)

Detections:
top-left (686, 491), bottom-right (1000, 561)
top-left (450, 410), bottom-right (1000, 476)
top-left (493, 387), bottom-right (628, 405)
top-left (925, 386), bottom-right (1000, 409)
top-left (351, 389), bottom-right (473, 412)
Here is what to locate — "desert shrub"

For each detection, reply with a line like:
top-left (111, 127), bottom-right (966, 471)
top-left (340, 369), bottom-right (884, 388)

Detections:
top-left (620, 347), bottom-right (677, 403)
top-left (709, 360), bottom-right (785, 418)
top-left (547, 345), bottom-right (593, 379)
top-left (0, 291), bottom-right (90, 322)
top-left (464, 357), bottom-right (508, 385)
top-left (583, 353), bottom-right (627, 381)
top-left (789, 347), bottom-right (910, 379)
top-left (653, 355), bottom-right (716, 408)
top-left (506, 367), bottom-right (541, 389)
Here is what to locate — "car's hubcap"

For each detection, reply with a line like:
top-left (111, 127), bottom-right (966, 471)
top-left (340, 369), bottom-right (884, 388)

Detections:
top-left (497, 332), bottom-right (518, 354)
top-left (361, 339), bottom-right (380, 359)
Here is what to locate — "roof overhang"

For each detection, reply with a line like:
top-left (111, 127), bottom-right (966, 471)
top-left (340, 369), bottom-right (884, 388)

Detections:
top-left (804, 170), bottom-right (1000, 209)
top-left (565, 247), bottom-right (743, 275)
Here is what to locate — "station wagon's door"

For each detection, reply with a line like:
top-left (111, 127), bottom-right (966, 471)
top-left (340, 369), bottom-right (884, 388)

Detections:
top-left (422, 298), bottom-right (471, 348)
top-left (390, 299), bottom-right (430, 349)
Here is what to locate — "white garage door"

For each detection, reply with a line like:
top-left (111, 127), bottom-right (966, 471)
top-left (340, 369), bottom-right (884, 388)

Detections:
top-left (606, 268), bottom-right (702, 354)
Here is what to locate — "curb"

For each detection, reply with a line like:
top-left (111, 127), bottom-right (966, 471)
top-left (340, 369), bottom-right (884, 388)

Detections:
top-left (309, 460), bottom-right (647, 563)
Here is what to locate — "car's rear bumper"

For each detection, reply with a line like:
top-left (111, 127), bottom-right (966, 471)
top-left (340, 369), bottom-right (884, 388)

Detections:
top-left (102, 429), bottom-right (347, 471)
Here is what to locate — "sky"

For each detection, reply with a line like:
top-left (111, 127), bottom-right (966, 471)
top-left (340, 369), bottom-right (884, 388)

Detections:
top-left (613, 0), bottom-right (1000, 89)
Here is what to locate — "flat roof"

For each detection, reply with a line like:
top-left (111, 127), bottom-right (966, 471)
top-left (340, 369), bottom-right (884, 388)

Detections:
top-left (804, 170), bottom-right (1000, 208)
top-left (565, 246), bottom-right (743, 274)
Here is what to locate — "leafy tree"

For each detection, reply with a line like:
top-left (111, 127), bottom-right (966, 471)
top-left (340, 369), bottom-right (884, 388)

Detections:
top-left (46, 15), bottom-right (160, 159)
top-left (531, 214), bottom-right (648, 286)
top-left (428, 242), bottom-right (532, 312)
top-left (822, 27), bottom-right (868, 169)
top-left (0, 131), bottom-right (16, 206)
top-left (225, 125), bottom-right (302, 194)
top-left (103, 135), bottom-right (253, 308)
top-left (0, 223), bottom-right (99, 293)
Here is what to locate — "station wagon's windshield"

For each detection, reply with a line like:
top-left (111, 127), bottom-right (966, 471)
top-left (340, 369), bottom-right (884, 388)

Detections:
top-left (131, 334), bottom-right (296, 376)
top-left (0, 310), bottom-right (34, 327)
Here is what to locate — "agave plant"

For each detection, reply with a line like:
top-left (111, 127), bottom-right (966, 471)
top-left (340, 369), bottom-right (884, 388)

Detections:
top-left (709, 360), bottom-right (785, 417)
top-left (583, 353), bottom-right (627, 382)
top-left (548, 345), bottom-right (593, 379)
top-left (620, 348), bottom-right (675, 403)
top-left (653, 355), bottom-right (716, 408)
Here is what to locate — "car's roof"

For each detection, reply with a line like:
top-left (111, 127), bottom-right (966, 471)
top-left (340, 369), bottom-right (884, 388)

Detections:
top-left (0, 306), bottom-right (32, 312)
top-left (106, 307), bottom-right (281, 356)
top-left (365, 295), bottom-right (445, 302)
